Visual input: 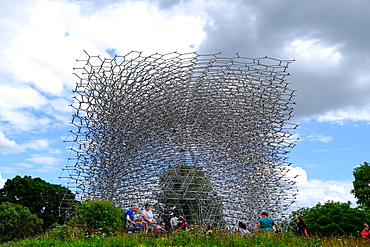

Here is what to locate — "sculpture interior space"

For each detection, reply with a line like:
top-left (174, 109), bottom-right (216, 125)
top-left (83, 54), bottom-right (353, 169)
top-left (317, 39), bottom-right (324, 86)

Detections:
top-left (62, 50), bottom-right (299, 229)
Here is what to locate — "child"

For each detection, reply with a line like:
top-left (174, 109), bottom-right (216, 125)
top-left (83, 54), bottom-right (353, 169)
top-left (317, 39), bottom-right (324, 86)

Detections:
top-left (134, 218), bottom-right (144, 233)
top-left (175, 217), bottom-right (189, 231)
top-left (164, 218), bottom-right (172, 232)
top-left (237, 222), bottom-right (250, 236)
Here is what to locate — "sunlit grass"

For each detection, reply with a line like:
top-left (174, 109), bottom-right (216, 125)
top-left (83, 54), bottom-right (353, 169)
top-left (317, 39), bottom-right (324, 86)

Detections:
top-left (2, 227), bottom-right (369, 246)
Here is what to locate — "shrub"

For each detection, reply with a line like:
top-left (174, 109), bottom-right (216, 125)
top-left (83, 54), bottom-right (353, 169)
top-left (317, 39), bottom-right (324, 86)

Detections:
top-left (69, 199), bottom-right (125, 236)
top-left (46, 224), bottom-right (85, 241)
top-left (292, 201), bottom-right (370, 236)
top-left (0, 202), bottom-right (43, 243)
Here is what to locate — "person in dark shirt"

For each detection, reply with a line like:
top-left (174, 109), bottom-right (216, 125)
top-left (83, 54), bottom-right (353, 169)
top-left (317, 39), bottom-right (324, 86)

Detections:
top-left (295, 217), bottom-right (308, 236)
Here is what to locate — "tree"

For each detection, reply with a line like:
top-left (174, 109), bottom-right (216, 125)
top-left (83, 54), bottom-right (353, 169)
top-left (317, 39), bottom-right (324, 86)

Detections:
top-left (295, 201), bottom-right (370, 236)
top-left (0, 202), bottom-right (43, 243)
top-left (352, 161), bottom-right (370, 209)
top-left (0, 175), bottom-right (76, 229)
top-left (69, 199), bottom-right (125, 235)
top-left (157, 164), bottom-right (223, 224)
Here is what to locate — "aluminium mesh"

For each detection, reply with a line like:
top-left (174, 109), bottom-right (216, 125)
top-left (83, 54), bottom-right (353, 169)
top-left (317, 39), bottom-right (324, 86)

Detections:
top-left (62, 51), bottom-right (298, 229)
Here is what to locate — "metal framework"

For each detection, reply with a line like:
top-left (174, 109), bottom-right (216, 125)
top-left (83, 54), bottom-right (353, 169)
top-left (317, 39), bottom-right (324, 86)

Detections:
top-left (62, 51), bottom-right (298, 229)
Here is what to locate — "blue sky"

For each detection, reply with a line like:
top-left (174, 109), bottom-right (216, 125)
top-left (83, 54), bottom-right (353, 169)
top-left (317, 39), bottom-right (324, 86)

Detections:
top-left (291, 121), bottom-right (369, 181)
top-left (1, 0), bottom-right (370, 209)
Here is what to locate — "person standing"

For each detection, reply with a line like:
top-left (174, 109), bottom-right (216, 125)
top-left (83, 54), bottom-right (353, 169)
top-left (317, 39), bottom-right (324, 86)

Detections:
top-left (256, 212), bottom-right (278, 233)
top-left (170, 214), bottom-right (178, 230)
top-left (125, 204), bottom-right (139, 233)
top-left (141, 203), bottom-right (156, 232)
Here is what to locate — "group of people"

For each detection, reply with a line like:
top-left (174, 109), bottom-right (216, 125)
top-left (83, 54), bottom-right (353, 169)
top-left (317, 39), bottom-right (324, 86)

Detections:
top-left (236, 212), bottom-right (308, 237)
top-left (124, 205), bottom-right (370, 242)
top-left (125, 204), bottom-right (156, 233)
top-left (126, 206), bottom-right (311, 236)
top-left (125, 204), bottom-right (189, 234)
top-left (162, 214), bottom-right (189, 232)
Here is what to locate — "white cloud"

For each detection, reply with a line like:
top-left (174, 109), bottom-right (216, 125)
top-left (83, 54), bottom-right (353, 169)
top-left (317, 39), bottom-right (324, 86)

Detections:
top-left (0, 173), bottom-right (7, 189)
top-left (285, 166), bottom-right (307, 186)
top-left (286, 39), bottom-right (342, 67)
top-left (317, 107), bottom-right (370, 123)
top-left (286, 166), bottom-right (357, 208)
top-left (26, 154), bottom-right (62, 166)
top-left (14, 163), bottom-right (34, 169)
top-left (0, 0), bottom-right (206, 133)
top-left (36, 165), bottom-right (61, 173)
top-left (23, 139), bottom-right (51, 151)
top-left (0, 166), bottom-right (19, 174)
top-left (297, 179), bottom-right (356, 208)
top-left (0, 132), bottom-right (52, 154)
top-left (0, 131), bottom-right (24, 153)
top-left (0, 85), bottom-right (51, 131)
top-left (306, 134), bottom-right (334, 143)
top-left (49, 149), bottom-right (62, 155)
top-left (0, 85), bottom-right (48, 110)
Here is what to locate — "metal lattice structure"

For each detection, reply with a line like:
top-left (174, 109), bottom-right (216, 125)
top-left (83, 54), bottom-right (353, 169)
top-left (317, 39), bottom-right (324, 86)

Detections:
top-left (62, 50), bottom-right (298, 229)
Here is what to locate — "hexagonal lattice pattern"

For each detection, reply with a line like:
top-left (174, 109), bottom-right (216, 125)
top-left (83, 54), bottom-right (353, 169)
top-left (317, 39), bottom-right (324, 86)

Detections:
top-left (62, 51), bottom-right (298, 229)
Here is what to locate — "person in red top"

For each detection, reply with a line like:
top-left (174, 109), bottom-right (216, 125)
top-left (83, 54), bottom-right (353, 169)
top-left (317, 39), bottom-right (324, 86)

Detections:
top-left (361, 223), bottom-right (370, 241)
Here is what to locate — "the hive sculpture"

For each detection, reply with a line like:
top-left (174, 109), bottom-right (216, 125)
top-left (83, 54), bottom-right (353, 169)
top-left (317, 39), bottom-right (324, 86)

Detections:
top-left (63, 51), bottom-right (298, 229)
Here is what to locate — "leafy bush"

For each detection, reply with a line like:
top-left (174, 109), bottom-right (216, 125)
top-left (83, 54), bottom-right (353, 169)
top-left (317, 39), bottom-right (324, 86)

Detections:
top-left (296, 201), bottom-right (370, 236)
top-left (69, 199), bottom-right (125, 236)
top-left (46, 224), bottom-right (85, 241)
top-left (0, 202), bottom-right (43, 243)
top-left (0, 175), bottom-right (76, 229)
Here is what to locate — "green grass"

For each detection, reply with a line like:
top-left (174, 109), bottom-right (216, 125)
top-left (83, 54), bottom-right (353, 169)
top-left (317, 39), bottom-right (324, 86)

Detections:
top-left (2, 227), bottom-right (369, 247)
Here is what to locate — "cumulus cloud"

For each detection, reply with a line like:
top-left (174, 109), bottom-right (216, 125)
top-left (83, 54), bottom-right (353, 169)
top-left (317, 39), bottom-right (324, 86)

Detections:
top-left (297, 179), bottom-right (357, 208)
top-left (0, 131), bottom-right (52, 154)
top-left (287, 39), bottom-right (342, 67)
top-left (14, 163), bottom-right (34, 169)
top-left (286, 166), bottom-right (357, 208)
top-left (317, 107), bottom-right (370, 123)
top-left (0, 166), bottom-right (19, 174)
top-left (0, 131), bottom-right (24, 153)
top-left (0, 0), bottom-right (206, 133)
top-left (194, 0), bottom-right (370, 122)
top-left (26, 154), bottom-right (63, 166)
top-left (0, 0), bottom-right (368, 209)
top-left (306, 134), bottom-right (334, 143)
top-left (0, 173), bottom-right (7, 189)
top-left (2, 0), bottom-right (370, 131)
top-left (23, 139), bottom-right (51, 151)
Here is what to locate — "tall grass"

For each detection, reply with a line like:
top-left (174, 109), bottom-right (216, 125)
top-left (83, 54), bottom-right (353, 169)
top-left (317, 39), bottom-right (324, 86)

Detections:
top-left (2, 227), bottom-right (369, 246)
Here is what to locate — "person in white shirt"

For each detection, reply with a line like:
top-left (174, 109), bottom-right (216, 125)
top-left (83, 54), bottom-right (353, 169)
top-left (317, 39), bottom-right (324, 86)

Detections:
top-left (141, 203), bottom-right (156, 232)
top-left (170, 214), bottom-right (178, 230)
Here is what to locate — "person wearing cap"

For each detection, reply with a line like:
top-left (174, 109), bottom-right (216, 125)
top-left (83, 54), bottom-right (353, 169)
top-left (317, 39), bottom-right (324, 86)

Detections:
top-left (125, 204), bottom-right (139, 233)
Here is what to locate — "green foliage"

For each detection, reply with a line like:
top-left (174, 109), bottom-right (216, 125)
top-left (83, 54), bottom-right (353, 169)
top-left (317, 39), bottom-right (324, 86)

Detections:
top-left (69, 199), bottom-right (125, 235)
top-left (5, 230), bottom-right (370, 247)
top-left (0, 175), bottom-right (76, 229)
top-left (157, 164), bottom-right (223, 223)
top-left (297, 201), bottom-right (370, 236)
top-left (352, 161), bottom-right (370, 209)
top-left (46, 224), bottom-right (85, 241)
top-left (0, 202), bottom-right (43, 243)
